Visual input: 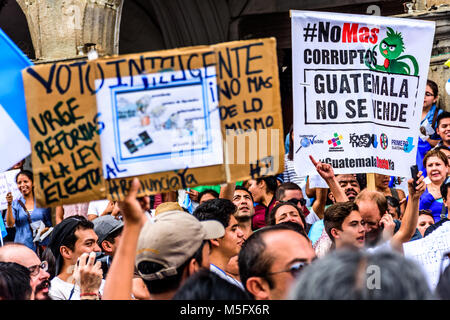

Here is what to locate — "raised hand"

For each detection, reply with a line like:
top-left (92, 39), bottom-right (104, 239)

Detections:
top-left (309, 155), bottom-right (335, 181)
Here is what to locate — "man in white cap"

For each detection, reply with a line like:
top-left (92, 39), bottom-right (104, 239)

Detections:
top-left (134, 209), bottom-right (225, 300)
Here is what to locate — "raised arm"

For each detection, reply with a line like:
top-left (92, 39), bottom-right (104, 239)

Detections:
top-left (309, 155), bottom-right (348, 203)
top-left (102, 178), bottom-right (146, 300)
top-left (312, 187), bottom-right (328, 220)
top-left (391, 171), bottom-right (425, 253)
top-left (5, 192), bottom-right (15, 227)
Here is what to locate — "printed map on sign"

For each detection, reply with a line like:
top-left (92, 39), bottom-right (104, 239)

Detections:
top-left (291, 11), bottom-right (435, 178)
top-left (96, 67), bottom-right (223, 179)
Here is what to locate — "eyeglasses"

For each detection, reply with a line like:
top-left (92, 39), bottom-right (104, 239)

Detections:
top-left (284, 198), bottom-right (307, 207)
top-left (266, 261), bottom-right (308, 278)
top-left (28, 261), bottom-right (48, 277)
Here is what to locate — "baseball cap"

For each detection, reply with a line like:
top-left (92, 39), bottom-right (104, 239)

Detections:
top-left (93, 215), bottom-right (124, 246)
top-left (135, 210), bottom-right (225, 281)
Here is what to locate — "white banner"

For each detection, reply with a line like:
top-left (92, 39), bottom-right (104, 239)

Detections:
top-left (291, 10), bottom-right (435, 177)
top-left (403, 221), bottom-right (450, 290)
top-left (0, 169), bottom-right (21, 211)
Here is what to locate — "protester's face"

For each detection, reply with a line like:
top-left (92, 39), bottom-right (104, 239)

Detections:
top-left (440, 148), bottom-right (450, 169)
top-left (417, 214), bottom-right (434, 237)
top-left (247, 179), bottom-right (264, 202)
top-left (387, 204), bottom-right (400, 220)
top-left (16, 174), bottom-right (33, 197)
top-left (70, 228), bottom-right (101, 264)
top-left (425, 156), bottom-right (447, 184)
top-left (423, 85), bottom-right (437, 109)
top-left (274, 204), bottom-right (304, 229)
top-left (199, 193), bottom-right (217, 204)
top-left (264, 230), bottom-right (316, 300)
top-left (336, 175), bottom-right (360, 201)
top-left (356, 199), bottom-right (382, 245)
top-left (108, 232), bottom-right (123, 256)
top-left (12, 247), bottom-right (50, 300)
top-left (437, 118), bottom-right (450, 144)
top-left (218, 215), bottom-right (245, 258)
top-left (232, 190), bottom-right (254, 218)
top-left (333, 210), bottom-right (365, 249)
top-left (281, 190), bottom-right (306, 210)
top-left (374, 174), bottom-right (390, 190)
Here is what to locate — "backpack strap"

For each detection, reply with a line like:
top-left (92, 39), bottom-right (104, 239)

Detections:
top-left (441, 203), bottom-right (448, 221)
top-left (17, 200), bottom-right (34, 235)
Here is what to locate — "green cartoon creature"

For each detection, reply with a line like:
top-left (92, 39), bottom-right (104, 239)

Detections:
top-left (365, 27), bottom-right (419, 76)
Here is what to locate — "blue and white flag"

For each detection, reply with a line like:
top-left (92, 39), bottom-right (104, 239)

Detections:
top-left (0, 215), bottom-right (7, 240)
top-left (0, 28), bottom-right (33, 172)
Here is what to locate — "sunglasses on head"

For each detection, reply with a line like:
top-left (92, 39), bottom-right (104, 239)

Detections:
top-left (267, 261), bottom-right (308, 278)
top-left (284, 198), bottom-right (307, 207)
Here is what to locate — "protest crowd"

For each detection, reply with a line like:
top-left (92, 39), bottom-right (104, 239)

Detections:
top-left (1, 77), bottom-right (449, 301)
top-left (1, 5), bottom-right (450, 304)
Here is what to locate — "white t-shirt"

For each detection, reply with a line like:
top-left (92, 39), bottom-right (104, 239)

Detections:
top-left (87, 200), bottom-right (110, 217)
top-left (49, 277), bottom-right (105, 300)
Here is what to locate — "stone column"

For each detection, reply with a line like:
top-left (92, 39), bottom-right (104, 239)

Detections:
top-left (16, 0), bottom-right (124, 62)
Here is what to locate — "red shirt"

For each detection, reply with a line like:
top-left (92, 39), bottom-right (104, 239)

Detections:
top-left (252, 196), bottom-right (276, 230)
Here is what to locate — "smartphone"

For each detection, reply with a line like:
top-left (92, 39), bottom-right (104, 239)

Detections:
top-left (410, 165), bottom-right (419, 189)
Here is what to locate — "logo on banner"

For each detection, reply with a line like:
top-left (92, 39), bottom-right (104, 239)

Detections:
top-left (380, 133), bottom-right (388, 150)
top-left (298, 135), bottom-right (324, 151)
top-left (349, 133), bottom-right (379, 149)
top-left (391, 137), bottom-right (414, 153)
top-left (328, 133), bottom-right (344, 152)
top-left (365, 27), bottom-right (419, 76)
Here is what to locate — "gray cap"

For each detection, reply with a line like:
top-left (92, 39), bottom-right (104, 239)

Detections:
top-left (135, 210), bottom-right (225, 281)
top-left (93, 215), bottom-right (124, 245)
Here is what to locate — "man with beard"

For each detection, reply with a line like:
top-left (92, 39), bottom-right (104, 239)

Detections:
top-left (0, 243), bottom-right (51, 300)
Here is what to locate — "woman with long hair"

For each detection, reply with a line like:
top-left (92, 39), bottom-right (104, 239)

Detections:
top-left (5, 170), bottom-right (52, 255)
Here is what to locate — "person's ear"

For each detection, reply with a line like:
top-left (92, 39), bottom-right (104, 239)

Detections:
top-left (443, 196), bottom-right (448, 208)
top-left (101, 241), bottom-right (112, 253)
top-left (330, 228), bottom-right (340, 240)
top-left (245, 277), bottom-right (271, 300)
top-left (328, 192), bottom-right (336, 203)
top-left (60, 246), bottom-right (72, 260)
top-left (187, 258), bottom-right (200, 276)
top-left (257, 180), bottom-right (266, 190)
top-left (209, 238), bottom-right (220, 248)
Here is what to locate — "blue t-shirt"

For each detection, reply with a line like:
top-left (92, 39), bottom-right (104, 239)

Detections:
top-left (419, 188), bottom-right (444, 223)
top-left (308, 219), bottom-right (324, 245)
top-left (8, 196), bottom-right (52, 251)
